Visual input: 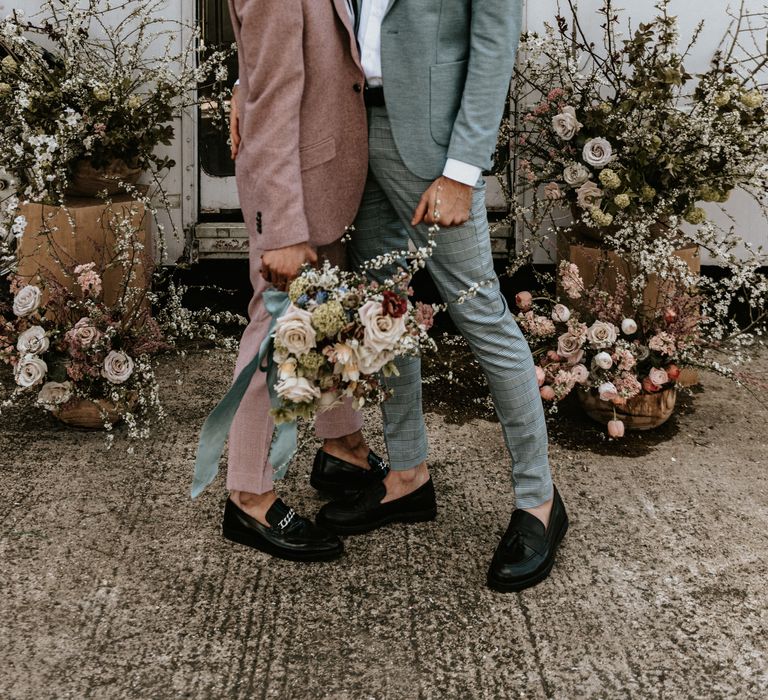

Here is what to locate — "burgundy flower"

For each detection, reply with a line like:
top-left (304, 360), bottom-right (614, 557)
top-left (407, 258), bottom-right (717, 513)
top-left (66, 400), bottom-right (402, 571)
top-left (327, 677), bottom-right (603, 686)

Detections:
top-left (382, 290), bottom-right (408, 318)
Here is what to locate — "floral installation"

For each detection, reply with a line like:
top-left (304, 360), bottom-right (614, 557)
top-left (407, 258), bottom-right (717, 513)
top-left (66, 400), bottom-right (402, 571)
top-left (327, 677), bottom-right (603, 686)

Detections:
top-left (270, 261), bottom-right (437, 424)
top-left (494, 0), bottom-right (768, 435)
top-left (0, 206), bottom-right (246, 446)
top-left (0, 0), bottom-right (232, 205)
top-left (510, 0), bottom-right (768, 236)
top-left (516, 260), bottom-right (702, 437)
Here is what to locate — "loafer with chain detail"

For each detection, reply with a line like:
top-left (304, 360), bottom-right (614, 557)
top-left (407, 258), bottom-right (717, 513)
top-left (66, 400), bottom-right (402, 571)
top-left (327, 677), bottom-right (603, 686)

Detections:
top-left (487, 486), bottom-right (568, 592)
top-left (310, 449), bottom-right (390, 497)
top-left (316, 478), bottom-right (437, 535)
top-left (222, 497), bottom-right (343, 562)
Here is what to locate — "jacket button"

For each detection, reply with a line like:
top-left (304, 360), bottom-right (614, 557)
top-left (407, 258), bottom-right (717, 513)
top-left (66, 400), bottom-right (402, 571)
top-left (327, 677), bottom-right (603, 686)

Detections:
top-left (353, 83), bottom-right (362, 93)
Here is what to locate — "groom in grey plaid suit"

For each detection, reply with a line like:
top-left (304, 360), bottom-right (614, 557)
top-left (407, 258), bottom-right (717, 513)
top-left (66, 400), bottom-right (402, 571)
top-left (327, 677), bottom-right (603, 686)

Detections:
top-left (313, 0), bottom-right (569, 592)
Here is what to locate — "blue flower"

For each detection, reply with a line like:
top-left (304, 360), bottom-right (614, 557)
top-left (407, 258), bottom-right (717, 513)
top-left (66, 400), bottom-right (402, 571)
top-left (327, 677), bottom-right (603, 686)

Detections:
top-left (296, 294), bottom-right (310, 308)
top-left (315, 291), bottom-right (329, 304)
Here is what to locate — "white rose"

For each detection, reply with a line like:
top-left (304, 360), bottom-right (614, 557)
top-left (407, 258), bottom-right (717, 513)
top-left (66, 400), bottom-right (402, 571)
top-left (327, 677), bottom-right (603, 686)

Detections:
top-left (551, 106), bottom-right (583, 140)
top-left (563, 163), bottom-right (590, 187)
top-left (278, 357), bottom-right (298, 380)
top-left (14, 354), bottom-right (48, 387)
top-left (274, 305), bottom-right (317, 357)
top-left (586, 321), bottom-right (618, 348)
top-left (275, 376), bottom-right (321, 403)
top-left (582, 138), bottom-right (613, 168)
top-left (13, 284), bottom-right (42, 317)
top-left (357, 345), bottom-right (394, 375)
top-left (570, 364), bottom-right (590, 384)
top-left (576, 181), bottom-right (603, 210)
top-left (17, 326), bottom-right (49, 355)
top-left (598, 381), bottom-right (619, 402)
top-left (358, 300), bottom-right (406, 355)
top-left (330, 342), bottom-right (361, 382)
top-left (37, 381), bottom-right (73, 408)
top-left (551, 304), bottom-right (571, 323)
top-left (594, 351), bottom-right (613, 370)
top-left (102, 350), bottom-right (134, 384)
top-left (621, 318), bottom-right (638, 335)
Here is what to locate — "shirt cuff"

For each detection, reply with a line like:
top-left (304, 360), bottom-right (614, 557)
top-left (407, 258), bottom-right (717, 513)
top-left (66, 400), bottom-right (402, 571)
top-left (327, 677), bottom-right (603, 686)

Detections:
top-left (442, 159), bottom-right (482, 187)
top-left (233, 78), bottom-right (240, 87)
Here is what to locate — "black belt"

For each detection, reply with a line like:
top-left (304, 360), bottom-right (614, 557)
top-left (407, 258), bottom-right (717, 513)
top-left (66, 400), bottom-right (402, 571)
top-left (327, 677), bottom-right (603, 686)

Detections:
top-left (364, 85), bottom-right (385, 108)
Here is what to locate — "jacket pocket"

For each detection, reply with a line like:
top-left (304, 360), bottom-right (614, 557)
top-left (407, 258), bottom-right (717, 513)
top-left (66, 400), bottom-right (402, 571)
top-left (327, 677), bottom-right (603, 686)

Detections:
top-left (300, 136), bottom-right (336, 171)
top-left (429, 59), bottom-right (468, 146)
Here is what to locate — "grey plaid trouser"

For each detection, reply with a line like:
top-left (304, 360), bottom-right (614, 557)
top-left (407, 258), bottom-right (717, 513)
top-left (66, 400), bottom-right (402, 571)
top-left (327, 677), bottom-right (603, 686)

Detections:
top-left (349, 107), bottom-right (553, 508)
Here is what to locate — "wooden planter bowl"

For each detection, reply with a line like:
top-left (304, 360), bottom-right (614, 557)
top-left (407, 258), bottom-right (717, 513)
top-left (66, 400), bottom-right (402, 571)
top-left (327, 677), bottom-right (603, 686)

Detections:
top-left (54, 396), bottom-right (135, 429)
top-left (66, 158), bottom-right (142, 198)
top-left (576, 387), bottom-right (677, 431)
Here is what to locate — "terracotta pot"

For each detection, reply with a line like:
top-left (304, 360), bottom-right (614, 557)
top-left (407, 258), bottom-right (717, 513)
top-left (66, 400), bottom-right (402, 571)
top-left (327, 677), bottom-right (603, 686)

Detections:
top-left (54, 396), bottom-right (136, 429)
top-left (576, 386), bottom-right (677, 431)
top-left (66, 158), bottom-right (142, 198)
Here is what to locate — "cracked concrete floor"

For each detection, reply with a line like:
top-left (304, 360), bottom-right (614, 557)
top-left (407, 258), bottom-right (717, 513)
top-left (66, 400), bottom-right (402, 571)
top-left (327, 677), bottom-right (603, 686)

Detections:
top-left (1, 346), bottom-right (767, 699)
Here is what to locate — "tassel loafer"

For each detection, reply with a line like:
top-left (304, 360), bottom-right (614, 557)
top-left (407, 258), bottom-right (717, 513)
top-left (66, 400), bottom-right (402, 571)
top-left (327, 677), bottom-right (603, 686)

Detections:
top-left (316, 477), bottom-right (437, 535)
top-left (487, 486), bottom-right (568, 592)
top-left (222, 497), bottom-right (343, 562)
top-left (310, 448), bottom-right (389, 497)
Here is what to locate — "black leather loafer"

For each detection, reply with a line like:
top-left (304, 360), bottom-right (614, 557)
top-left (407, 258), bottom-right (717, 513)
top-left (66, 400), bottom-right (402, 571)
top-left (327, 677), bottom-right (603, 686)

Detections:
top-left (222, 497), bottom-right (343, 562)
top-left (310, 449), bottom-right (389, 497)
top-left (316, 478), bottom-right (437, 535)
top-left (487, 486), bottom-right (568, 592)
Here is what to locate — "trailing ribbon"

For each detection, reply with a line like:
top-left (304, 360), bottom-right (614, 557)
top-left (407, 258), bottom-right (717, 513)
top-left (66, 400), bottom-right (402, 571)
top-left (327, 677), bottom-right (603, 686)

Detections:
top-left (191, 288), bottom-right (295, 498)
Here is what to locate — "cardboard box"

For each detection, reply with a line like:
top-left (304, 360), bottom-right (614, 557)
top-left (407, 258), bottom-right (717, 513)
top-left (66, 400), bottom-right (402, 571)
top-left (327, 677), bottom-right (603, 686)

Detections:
top-left (16, 196), bottom-right (152, 315)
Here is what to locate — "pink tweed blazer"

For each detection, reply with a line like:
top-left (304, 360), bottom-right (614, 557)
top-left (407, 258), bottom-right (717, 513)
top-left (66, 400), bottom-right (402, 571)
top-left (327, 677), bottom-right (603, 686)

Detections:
top-left (228, 0), bottom-right (368, 251)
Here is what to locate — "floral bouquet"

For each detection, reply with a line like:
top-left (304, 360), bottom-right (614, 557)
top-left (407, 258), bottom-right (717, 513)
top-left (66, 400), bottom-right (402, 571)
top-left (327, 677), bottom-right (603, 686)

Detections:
top-left (269, 262), bottom-right (436, 424)
top-left (516, 260), bottom-right (702, 438)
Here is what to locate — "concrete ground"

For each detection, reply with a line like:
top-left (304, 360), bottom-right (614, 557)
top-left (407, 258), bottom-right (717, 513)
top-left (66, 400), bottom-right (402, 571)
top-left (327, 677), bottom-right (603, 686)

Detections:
top-left (1, 344), bottom-right (767, 700)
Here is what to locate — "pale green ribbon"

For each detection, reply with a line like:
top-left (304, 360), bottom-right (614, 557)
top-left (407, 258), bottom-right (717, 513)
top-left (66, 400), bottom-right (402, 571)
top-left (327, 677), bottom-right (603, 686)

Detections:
top-left (191, 288), bottom-right (296, 498)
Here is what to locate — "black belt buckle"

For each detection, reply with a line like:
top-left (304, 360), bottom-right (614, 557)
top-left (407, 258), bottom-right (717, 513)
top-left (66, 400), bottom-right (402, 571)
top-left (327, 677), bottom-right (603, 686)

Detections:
top-left (364, 84), bottom-right (385, 108)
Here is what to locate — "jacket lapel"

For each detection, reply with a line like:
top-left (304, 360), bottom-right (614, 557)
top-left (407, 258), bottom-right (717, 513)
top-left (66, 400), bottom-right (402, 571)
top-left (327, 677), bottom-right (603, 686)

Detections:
top-left (332, 0), bottom-right (363, 72)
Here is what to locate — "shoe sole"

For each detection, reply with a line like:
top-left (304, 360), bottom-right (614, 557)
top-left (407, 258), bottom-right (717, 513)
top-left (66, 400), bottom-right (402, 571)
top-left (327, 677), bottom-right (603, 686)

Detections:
top-left (316, 506), bottom-right (437, 536)
top-left (486, 516), bottom-right (569, 593)
top-left (222, 527), bottom-right (344, 562)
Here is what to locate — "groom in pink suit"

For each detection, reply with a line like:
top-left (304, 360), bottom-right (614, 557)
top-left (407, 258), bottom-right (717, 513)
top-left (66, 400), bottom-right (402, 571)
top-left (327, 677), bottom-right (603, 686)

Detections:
top-left (218, 0), bottom-right (389, 561)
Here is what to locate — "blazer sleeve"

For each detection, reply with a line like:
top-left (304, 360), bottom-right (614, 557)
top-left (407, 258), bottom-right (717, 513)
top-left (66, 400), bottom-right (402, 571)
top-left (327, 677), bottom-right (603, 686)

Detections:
top-left (445, 0), bottom-right (522, 172)
top-left (234, 0), bottom-right (310, 250)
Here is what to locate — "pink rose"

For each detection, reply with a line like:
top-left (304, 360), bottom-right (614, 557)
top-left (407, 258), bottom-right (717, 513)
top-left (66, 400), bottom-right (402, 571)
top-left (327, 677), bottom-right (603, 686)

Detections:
top-left (515, 291), bottom-right (533, 310)
top-left (598, 381), bottom-right (619, 402)
top-left (649, 367), bottom-right (669, 387)
top-left (556, 332), bottom-right (584, 363)
top-left (666, 364), bottom-right (681, 381)
top-left (642, 376), bottom-right (661, 393)
top-left (544, 182), bottom-right (564, 200)
top-left (607, 420), bottom-right (625, 438)
top-left (535, 366), bottom-right (546, 387)
top-left (540, 385), bottom-right (556, 401)
top-left (546, 350), bottom-right (562, 362)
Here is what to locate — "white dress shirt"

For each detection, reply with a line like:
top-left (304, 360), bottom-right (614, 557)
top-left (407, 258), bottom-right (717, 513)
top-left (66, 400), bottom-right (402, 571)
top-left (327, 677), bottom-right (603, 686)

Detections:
top-left (236, 0), bottom-right (482, 186)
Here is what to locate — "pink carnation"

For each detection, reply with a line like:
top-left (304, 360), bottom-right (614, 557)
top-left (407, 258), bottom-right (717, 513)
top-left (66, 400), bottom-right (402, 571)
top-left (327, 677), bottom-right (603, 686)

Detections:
top-left (649, 332), bottom-right (676, 356)
top-left (414, 302), bottom-right (434, 330)
top-left (559, 262), bottom-right (583, 300)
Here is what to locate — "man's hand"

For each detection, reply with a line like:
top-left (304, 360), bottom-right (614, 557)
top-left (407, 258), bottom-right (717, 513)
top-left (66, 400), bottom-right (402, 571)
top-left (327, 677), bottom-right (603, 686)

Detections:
top-left (411, 176), bottom-right (473, 228)
top-left (261, 242), bottom-right (318, 291)
top-left (230, 85), bottom-right (241, 160)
